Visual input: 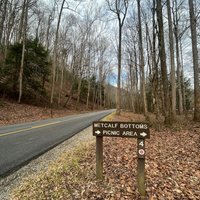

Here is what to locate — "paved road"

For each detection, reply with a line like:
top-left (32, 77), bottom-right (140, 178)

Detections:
top-left (0, 110), bottom-right (114, 177)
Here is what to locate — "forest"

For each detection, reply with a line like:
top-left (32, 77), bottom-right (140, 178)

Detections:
top-left (0, 0), bottom-right (200, 122)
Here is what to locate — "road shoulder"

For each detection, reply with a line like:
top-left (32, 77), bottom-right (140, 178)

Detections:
top-left (0, 126), bottom-right (94, 200)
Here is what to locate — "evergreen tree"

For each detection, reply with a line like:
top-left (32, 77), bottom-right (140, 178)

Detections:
top-left (0, 38), bottom-right (50, 99)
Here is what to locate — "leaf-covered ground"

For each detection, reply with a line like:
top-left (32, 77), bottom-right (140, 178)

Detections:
top-left (0, 99), bottom-right (90, 126)
top-left (10, 113), bottom-right (200, 199)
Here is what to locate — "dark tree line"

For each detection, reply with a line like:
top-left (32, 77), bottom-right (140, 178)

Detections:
top-left (0, 0), bottom-right (200, 122)
top-left (0, 0), bottom-right (114, 109)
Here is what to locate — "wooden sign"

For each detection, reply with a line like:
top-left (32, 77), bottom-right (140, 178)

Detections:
top-left (93, 121), bottom-right (150, 139)
top-left (93, 121), bottom-right (150, 198)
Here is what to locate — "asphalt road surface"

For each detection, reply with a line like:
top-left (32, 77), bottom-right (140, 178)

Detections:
top-left (0, 110), bottom-right (114, 177)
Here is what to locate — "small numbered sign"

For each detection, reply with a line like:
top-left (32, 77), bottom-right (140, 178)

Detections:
top-left (137, 139), bottom-right (145, 158)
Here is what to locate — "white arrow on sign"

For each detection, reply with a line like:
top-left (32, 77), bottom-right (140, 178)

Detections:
top-left (140, 132), bottom-right (147, 137)
top-left (95, 130), bottom-right (101, 135)
top-left (94, 123), bottom-right (100, 128)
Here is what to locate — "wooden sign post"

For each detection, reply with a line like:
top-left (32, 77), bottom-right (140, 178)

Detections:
top-left (137, 138), bottom-right (146, 196)
top-left (93, 121), bottom-right (150, 197)
top-left (96, 136), bottom-right (103, 179)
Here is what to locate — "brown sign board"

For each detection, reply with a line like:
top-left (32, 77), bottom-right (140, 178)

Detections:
top-left (93, 121), bottom-right (150, 139)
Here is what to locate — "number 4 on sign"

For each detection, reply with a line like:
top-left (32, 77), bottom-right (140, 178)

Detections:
top-left (139, 141), bottom-right (144, 147)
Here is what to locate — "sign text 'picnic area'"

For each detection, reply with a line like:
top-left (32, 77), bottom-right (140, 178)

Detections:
top-left (93, 121), bottom-right (150, 198)
top-left (93, 121), bottom-right (150, 139)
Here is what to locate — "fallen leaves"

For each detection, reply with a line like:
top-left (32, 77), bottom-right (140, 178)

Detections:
top-left (145, 126), bottom-right (200, 200)
top-left (0, 100), bottom-right (89, 126)
top-left (9, 113), bottom-right (200, 199)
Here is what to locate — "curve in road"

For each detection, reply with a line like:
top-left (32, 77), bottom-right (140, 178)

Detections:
top-left (0, 109), bottom-right (114, 177)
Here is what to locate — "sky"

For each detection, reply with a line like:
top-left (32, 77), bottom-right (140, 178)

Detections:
top-left (40, 0), bottom-right (197, 88)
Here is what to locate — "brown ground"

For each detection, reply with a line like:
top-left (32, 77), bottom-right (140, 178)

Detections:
top-left (9, 112), bottom-right (200, 200)
top-left (0, 99), bottom-right (94, 126)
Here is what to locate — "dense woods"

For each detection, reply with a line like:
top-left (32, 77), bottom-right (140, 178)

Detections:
top-left (0, 0), bottom-right (199, 121)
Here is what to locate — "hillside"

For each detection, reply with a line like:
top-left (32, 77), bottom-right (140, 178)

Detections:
top-left (0, 99), bottom-right (95, 126)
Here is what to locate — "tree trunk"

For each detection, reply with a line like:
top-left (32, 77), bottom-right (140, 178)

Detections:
top-left (17, 1), bottom-right (26, 43)
top-left (152, 0), bottom-right (160, 119)
top-left (18, 0), bottom-right (28, 103)
top-left (106, 0), bottom-right (128, 114)
top-left (64, 83), bottom-right (74, 107)
top-left (93, 86), bottom-right (98, 110)
top-left (99, 63), bottom-right (103, 108)
top-left (116, 22), bottom-right (122, 115)
top-left (156, 0), bottom-right (171, 124)
top-left (0, 1), bottom-right (8, 45)
top-left (58, 56), bottom-right (65, 106)
top-left (18, 36), bottom-right (25, 103)
top-left (167, 0), bottom-right (176, 118)
top-left (173, 1), bottom-right (183, 115)
top-left (4, 5), bottom-right (16, 58)
top-left (129, 60), bottom-right (135, 112)
top-left (86, 79), bottom-right (91, 109)
top-left (50, 0), bottom-right (65, 116)
top-left (76, 78), bottom-right (82, 109)
top-left (134, 44), bottom-right (139, 113)
top-left (180, 39), bottom-right (186, 111)
top-left (137, 0), bottom-right (147, 116)
top-left (46, 14), bottom-right (52, 51)
top-left (188, 0), bottom-right (200, 121)
top-left (175, 37), bottom-right (183, 115)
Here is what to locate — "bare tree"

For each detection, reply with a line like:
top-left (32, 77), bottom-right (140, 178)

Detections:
top-left (152, 0), bottom-right (160, 119)
top-left (4, 0), bottom-right (19, 58)
top-left (188, 0), bottom-right (200, 121)
top-left (50, 0), bottom-right (66, 116)
top-left (106, 0), bottom-right (128, 115)
top-left (167, 0), bottom-right (176, 118)
top-left (0, 0), bottom-right (8, 45)
top-left (173, 0), bottom-right (184, 115)
top-left (156, 0), bottom-right (171, 124)
top-left (137, 0), bottom-right (148, 116)
top-left (46, 10), bottom-right (55, 51)
top-left (18, 0), bottom-right (29, 103)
